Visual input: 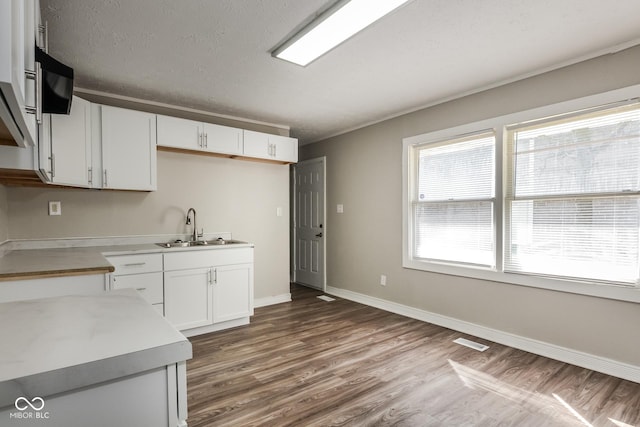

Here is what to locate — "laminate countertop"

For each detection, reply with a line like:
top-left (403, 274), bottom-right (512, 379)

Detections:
top-left (0, 241), bottom-right (254, 281)
top-left (0, 288), bottom-right (192, 409)
top-left (0, 247), bottom-right (118, 281)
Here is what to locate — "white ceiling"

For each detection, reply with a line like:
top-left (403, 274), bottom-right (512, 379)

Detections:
top-left (42, 0), bottom-right (640, 144)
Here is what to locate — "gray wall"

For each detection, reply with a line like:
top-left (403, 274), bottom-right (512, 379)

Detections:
top-left (300, 45), bottom-right (640, 366)
top-left (4, 151), bottom-right (291, 300)
top-left (0, 184), bottom-right (7, 243)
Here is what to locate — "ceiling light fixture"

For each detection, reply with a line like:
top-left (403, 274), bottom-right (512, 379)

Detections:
top-left (272, 0), bottom-right (410, 67)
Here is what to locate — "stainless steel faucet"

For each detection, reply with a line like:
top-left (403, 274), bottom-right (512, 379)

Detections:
top-left (186, 208), bottom-right (197, 242)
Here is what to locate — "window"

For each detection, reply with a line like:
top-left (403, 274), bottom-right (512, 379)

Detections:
top-left (403, 85), bottom-right (640, 301)
top-left (411, 132), bottom-right (495, 267)
top-left (505, 104), bottom-right (640, 284)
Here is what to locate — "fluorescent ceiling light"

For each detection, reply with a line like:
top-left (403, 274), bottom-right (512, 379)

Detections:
top-left (273, 0), bottom-right (410, 66)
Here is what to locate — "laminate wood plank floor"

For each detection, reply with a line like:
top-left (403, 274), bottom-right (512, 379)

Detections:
top-left (187, 284), bottom-right (640, 426)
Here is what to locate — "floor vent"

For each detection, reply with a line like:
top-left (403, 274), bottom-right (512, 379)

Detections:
top-left (453, 337), bottom-right (489, 352)
top-left (317, 295), bottom-right (335, 302)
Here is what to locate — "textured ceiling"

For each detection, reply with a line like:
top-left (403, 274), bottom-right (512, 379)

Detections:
top-left (41, 0), bottom-right (640, 144)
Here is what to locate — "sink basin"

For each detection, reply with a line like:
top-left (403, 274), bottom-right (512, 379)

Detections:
top-left (206, 238), bottom-right (245, 245)
top-left (156, 238), bottom-right (246, 248)
top-left (156, 240), bottom-right (205, 248)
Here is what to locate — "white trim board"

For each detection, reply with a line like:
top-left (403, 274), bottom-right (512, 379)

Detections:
top-left (326, 286), bottom-right (640, 384)
top-left (254, 293), bottom-right (292, 308)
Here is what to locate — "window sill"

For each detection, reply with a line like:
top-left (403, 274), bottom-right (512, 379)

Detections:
top-left (402, 258), bottom-right (640, 303)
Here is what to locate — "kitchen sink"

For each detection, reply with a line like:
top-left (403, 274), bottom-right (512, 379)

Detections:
top-left (156, 238), bottom-right (246, 248)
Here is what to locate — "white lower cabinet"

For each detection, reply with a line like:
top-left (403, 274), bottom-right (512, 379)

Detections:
top-left (106, 253), bottom-right (164, 314)
top-left (213, 264), bottom-right (252, 323)
top-left (164, 268), bottom-right (212, 330)
top-left (163, 247), bottom-right (254, 334)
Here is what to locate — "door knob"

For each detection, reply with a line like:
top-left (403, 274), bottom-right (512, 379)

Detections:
top-left (315, 232), bottom-right (323, 238)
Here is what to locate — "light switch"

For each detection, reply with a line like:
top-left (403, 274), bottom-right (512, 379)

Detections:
top-left (337, 204), bottom-right (344, 213)
top-left (276, 207), bottom-right (283, 217)
top-left (48, 201), bottom-right (61, 216)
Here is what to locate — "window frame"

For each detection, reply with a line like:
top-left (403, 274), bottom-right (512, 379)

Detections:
top-left (402, 84), bottom-right (640, 303)
top-left (410, 130), bottom-right (498, 268)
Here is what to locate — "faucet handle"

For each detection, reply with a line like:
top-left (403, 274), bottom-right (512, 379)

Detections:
top-left (197, 228), bottom-right (204, 239)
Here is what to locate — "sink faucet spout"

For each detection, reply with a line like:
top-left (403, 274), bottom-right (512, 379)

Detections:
top-left (186, 208), bottom-right (197, 242)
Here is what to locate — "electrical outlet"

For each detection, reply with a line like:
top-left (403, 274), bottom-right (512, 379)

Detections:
top-left (337, 204), bottom-right (344, 213)
top-left (48, 201), bottom-right (61, 216)
top-left (380, 274), bottom-right (387, 286)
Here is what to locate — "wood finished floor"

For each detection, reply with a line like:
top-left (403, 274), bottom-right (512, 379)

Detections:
top-left (187, 284), bottom-right (640, 427)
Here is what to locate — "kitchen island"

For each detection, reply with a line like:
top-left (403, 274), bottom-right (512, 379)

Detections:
top-left (0, 289), bottom-right (192, 427)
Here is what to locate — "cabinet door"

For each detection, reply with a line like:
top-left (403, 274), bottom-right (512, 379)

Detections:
top-left (0, 0), bottom-right (37, 147)
top-left (242, 130), bottom-right (297, 163)
top-left (49, 96), bottom-right (92, 186)
top-left (271, 134), bottom-right (298, 163)
top-left (202, 123), bottom-right (242, 155)
top-left (156, 114), bottom-right (201, 151)
top-left (111, 272), bottom-right (163, 305)
top-left (164, 268), bottom-right (212, 331)
top-left (101, 105), bottom-right (157, 191)
top-left (212, 263), bottom-right (253, 323)
top-left (242, 130), bottom-right (270, 159)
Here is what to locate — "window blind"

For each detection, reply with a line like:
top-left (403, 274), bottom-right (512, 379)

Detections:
top-left (505, 103), bottom-right (640, 284)
top-left (413, 132), bottom-right (495, 266)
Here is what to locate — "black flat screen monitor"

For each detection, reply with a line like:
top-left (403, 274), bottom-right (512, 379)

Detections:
top-left (35, 47), bottom-right (74, 114)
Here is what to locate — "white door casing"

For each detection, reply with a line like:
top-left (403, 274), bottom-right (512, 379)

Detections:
top-left (294, 157), bottom-right (326, 290)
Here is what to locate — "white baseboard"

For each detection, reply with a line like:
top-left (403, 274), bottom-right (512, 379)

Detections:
top-left (254, 293), bottom-right (291, 308)
top-left (326, 286), bottom-right (640, 384)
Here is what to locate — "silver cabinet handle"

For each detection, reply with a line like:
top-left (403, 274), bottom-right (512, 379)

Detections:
top-left (204, 133), bottom-right (208, 149)
top-left (49, 153), bottom-right (55, 178)
top-left (88, 167), bottom-right (92, 185)
top-left (24, 62), bottom-right (42, 124)
top-left (135, 287), bottom-right (147, 291)
top-left (198, 133), bottom-right (202, 148)
top-left (36, 62), bottom-right (42, 124)
top-left (38, 23), bottom-right (48, 52)
top-left (214, 268), bottom-right (218, 284)
top-left (124, 262), bottom-right (146, 267)
top-left (207, 268), bottom-right (212, 285)
top-left (104, 169), bottom-right (108, 186)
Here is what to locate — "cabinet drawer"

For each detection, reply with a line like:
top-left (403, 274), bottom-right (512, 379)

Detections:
top-left (164, 248), bottom-right (253, 271)
top-left (108, 253), bottom-right (163, 275)
top-left (112, 272), bottom-right (163, 305)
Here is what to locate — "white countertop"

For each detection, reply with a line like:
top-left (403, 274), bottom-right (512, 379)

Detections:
top-left (0, 289), bottom-right (192, 408)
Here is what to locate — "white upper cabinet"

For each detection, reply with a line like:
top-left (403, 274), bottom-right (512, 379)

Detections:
top-left (156, 114), bottom-right (200, 151)
top-left (101, 105), bottom-right (157, 191)
top-left (39, 99), bottom-right (156, 191)
top-left (45, 96), bottom-right (92, 186)
top-left (202, 122), bottom-right (242, 155)
top-left (0, 0), bottom-right (40, 147)
top-left (243, 130), bottom-right (298, 163)
top-left (157, 115), bottom-right (242, 156)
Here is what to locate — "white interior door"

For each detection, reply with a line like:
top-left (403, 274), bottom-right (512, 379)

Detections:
top-left (294, 158), bottom-right (325, 290)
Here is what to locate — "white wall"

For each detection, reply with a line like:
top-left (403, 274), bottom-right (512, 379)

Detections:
top-left (5, 151), bottom-right (291, 300)
top-left (300, 45), bottom-right (640, 367)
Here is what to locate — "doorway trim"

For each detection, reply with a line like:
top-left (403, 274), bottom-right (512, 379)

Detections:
top-left (291, 156), bottom-right (327, 292)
